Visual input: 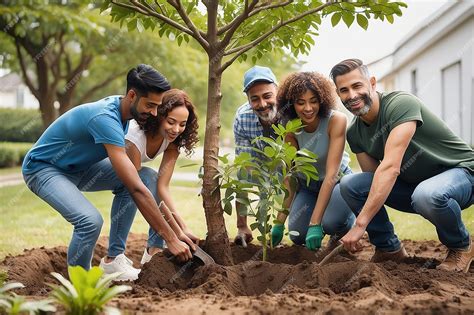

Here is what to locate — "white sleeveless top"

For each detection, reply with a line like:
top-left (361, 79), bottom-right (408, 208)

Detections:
top-left (125, 119), bottom-right (170, 162)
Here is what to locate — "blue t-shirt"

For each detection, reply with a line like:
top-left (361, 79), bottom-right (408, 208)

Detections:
top-left (22, 96), bottom-right (129, 175)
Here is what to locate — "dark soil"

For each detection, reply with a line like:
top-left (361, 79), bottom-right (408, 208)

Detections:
top-left (1, 233), bottom-right (473, 314)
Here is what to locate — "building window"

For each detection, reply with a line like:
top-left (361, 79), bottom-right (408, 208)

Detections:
top-left (411, 69), bottom-right (417, 96)
top-left (441, 61), bottom-right (462, 138)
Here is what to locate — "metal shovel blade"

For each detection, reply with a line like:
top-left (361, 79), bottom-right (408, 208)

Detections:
top-left (192, 246), bottom-right (215, 265)
top-left (164, 246), bottom-right (215, 266)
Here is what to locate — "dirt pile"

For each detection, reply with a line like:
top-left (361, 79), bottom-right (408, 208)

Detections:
top-left (1, 233), bottom-right (473, 314)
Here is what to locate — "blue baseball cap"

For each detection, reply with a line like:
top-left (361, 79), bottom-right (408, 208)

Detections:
top-left (243, 66), bottom-right (277, 92)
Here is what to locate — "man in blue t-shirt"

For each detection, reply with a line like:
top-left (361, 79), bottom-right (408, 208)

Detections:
top-left (22, 64), bottom-right (195, 280)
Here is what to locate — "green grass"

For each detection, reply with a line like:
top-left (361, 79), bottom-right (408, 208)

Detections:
top-left (0, 182), bottom-right (473, 260)
top-left (143, 154), bottom-right (202, 173)
top-left (0, 270), bottom-right (6, 286)
top-left (0, 166), bottom-right (22, 176)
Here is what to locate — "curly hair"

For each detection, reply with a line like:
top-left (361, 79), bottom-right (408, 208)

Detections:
top-left (277, 72), bottom-right (337, 122)
top-left (142, 89), bottom-right (199, 156)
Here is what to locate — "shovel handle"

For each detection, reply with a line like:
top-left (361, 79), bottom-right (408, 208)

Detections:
top-left (318, 243), bottom-right (345, 266)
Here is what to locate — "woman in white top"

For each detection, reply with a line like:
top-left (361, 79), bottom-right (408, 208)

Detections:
top-left (125, 88), bottom-right (199, 264)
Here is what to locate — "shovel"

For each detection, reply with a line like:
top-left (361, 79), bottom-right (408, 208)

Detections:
top-left (163, 245), bottom-right (215, 266)
top-left (191, 246), bottom-right (215, 265)
top-left (159, 201), bottom-right (215, 266)
top-left (318, 243), bottom-right (346, 266)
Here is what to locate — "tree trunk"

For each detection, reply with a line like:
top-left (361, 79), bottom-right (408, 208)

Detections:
top-left (57, 87), bottom-right (75, 116)
top-left (201, 54), bottom-right (234, 266)
top-left (38, 97), bottom-right (56, 129)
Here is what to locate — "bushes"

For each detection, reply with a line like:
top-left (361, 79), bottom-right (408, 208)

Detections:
top-left (0, 142), bottom-right (32, 168)
top-left (0, 108), bottom-right (43, 142)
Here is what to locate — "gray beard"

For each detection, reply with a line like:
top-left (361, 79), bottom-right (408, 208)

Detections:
top-left (351, 104), bottom-right (371, 116)
top-left (343, 93), bottom-right (372, 117)
top-left (256, 105), bottom-right (278, 123)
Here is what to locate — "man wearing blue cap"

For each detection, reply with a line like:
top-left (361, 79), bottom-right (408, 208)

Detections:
top-left (233, 65), bottom-right (279, 246)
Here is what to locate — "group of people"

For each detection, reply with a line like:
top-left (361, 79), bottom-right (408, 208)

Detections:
top-left (22, 59), bottom-right (473, 282)
top-left (233, 60), bottom-right (473, 273)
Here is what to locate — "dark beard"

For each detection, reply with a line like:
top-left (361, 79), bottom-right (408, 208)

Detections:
top-left (130, 99), bottom-right (149, 127)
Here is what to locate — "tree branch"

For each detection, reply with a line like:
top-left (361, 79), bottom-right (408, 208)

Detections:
top-left (110, 0), bottom-right (193, 37)
top-left (249, 0), bottom-right (294, 18)
top-left (167, 0), bottom-right (209, 49)
top-left (78, 70), bottom-right (127, 104)
top-left (217, 0), bottom-right (258, 36)
top-left (221, 1), bottom-right (333, 72)
top-left (50, 32), bottom-right (65, 79)
top-left (15, 40), bottom-right (39, 99)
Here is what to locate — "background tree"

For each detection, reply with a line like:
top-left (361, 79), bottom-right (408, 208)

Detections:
top-left (103, 0), bottom-right (406, 265)
top-left (0, 0), bottom-right (298, 136)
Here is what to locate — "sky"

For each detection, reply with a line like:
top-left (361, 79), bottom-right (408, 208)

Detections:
top-left (300, 0), bottom-right (449, 76)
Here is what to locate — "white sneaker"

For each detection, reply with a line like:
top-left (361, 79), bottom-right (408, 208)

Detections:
top-left (141, 241), bottom-right (167, 265)
top-left (99, 254), bottom-right (140, 281)
top-left (141, 248), bottom-right (153, 265)
top-left (140, 245), bottom-right (167, 265)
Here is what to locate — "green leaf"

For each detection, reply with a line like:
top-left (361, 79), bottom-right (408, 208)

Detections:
top-left (356, 14), bottom-right (368, 30)
top-left (223, 202), bottom-right (232, 215)
top-left (331, 13), bottom-right (341, 26)
top-left (342, 12), bottom-right (355, 27)
top-left (386, 14), bottom-right (394, 24)
top-left (99, 285), bottom-right (131, 304)
top-left (86, 267), bottom-right (103, 287)
top-left (0, 282), bottom-right (24, 293)
top-left (51, 272), bottom-right (78, 298)
top-left (250, 222), bottom-right (259, 231)
top-left (263, 146), bottom-right (275, 158)
top-left (127, 19), bottom-right (137, 32)
top-left (218, 154), bottom-right (229, 164)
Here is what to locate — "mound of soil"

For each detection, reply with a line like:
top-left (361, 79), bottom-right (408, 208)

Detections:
top-left (1, 233), bottom-right (473, 314)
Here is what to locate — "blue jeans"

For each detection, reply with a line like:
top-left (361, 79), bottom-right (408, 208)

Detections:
top-left (339, 168), bottom-right (473, 251)
top-left (288, 170), bottom-right (356, 245)
top-left (23, 158), bottom-right (162, 269)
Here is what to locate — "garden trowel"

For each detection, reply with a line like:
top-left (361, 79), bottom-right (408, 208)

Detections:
top-left (158, 201), bottom-right (215, 266)
top-left (163, 245), bottom-right (215, 266)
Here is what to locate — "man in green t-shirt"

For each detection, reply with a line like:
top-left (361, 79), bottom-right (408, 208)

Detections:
top-left (329, 58), bottom-right (473, 273)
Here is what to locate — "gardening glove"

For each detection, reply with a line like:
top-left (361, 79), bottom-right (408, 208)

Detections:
top-left (305, 225), bottom-right (324, 251)
top-left (271, 224), bottom-right (285, 247)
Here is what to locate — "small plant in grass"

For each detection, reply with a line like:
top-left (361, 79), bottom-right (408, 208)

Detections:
top-left (218, 119), bottom-right (318, 261)
top-left (49, 266), bottom-right (131, 315)
top-left (0, 282), bottom-right (56, 314)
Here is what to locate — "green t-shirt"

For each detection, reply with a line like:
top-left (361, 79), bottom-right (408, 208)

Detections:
top-left (347, 91), bottom-right (474, 183)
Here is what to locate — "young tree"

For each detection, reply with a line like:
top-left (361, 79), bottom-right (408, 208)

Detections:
top-left (103, 0), bottom-right (406, 265)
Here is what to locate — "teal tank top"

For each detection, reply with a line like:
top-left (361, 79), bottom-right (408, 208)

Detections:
top-left (295, 110), bottom-right (350, 183)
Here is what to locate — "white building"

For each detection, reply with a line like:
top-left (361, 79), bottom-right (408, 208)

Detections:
top-left (375, 0), bottom-right (473, 145)
top-left (0, 72), bottom-right (39, 109)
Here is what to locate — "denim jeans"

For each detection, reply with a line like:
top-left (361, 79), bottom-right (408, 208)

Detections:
top-left (23, 158), bottom-right (161, 269)
top-left (339, 168), bottom-right (473, 251)
top-left (288, 169), bottom-right (356, 245)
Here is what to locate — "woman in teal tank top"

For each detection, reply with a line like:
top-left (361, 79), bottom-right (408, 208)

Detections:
top-left (271, 72), bottom-right (355, 253)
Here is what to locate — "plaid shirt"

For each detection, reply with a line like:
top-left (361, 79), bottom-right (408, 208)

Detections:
top-left (233, 103), bottom-right (276, 158)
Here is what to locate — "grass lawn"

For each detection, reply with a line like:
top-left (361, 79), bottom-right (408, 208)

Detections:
top-left (0, 166), bottom-right (22, 176)
top-left (0, 181), bottom-right (473, 260)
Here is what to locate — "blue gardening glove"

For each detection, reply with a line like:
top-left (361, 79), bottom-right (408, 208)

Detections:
top-left (271, 224), bottom-right (284, 247)
top-left (305, 225), bottom-right (324, 251)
